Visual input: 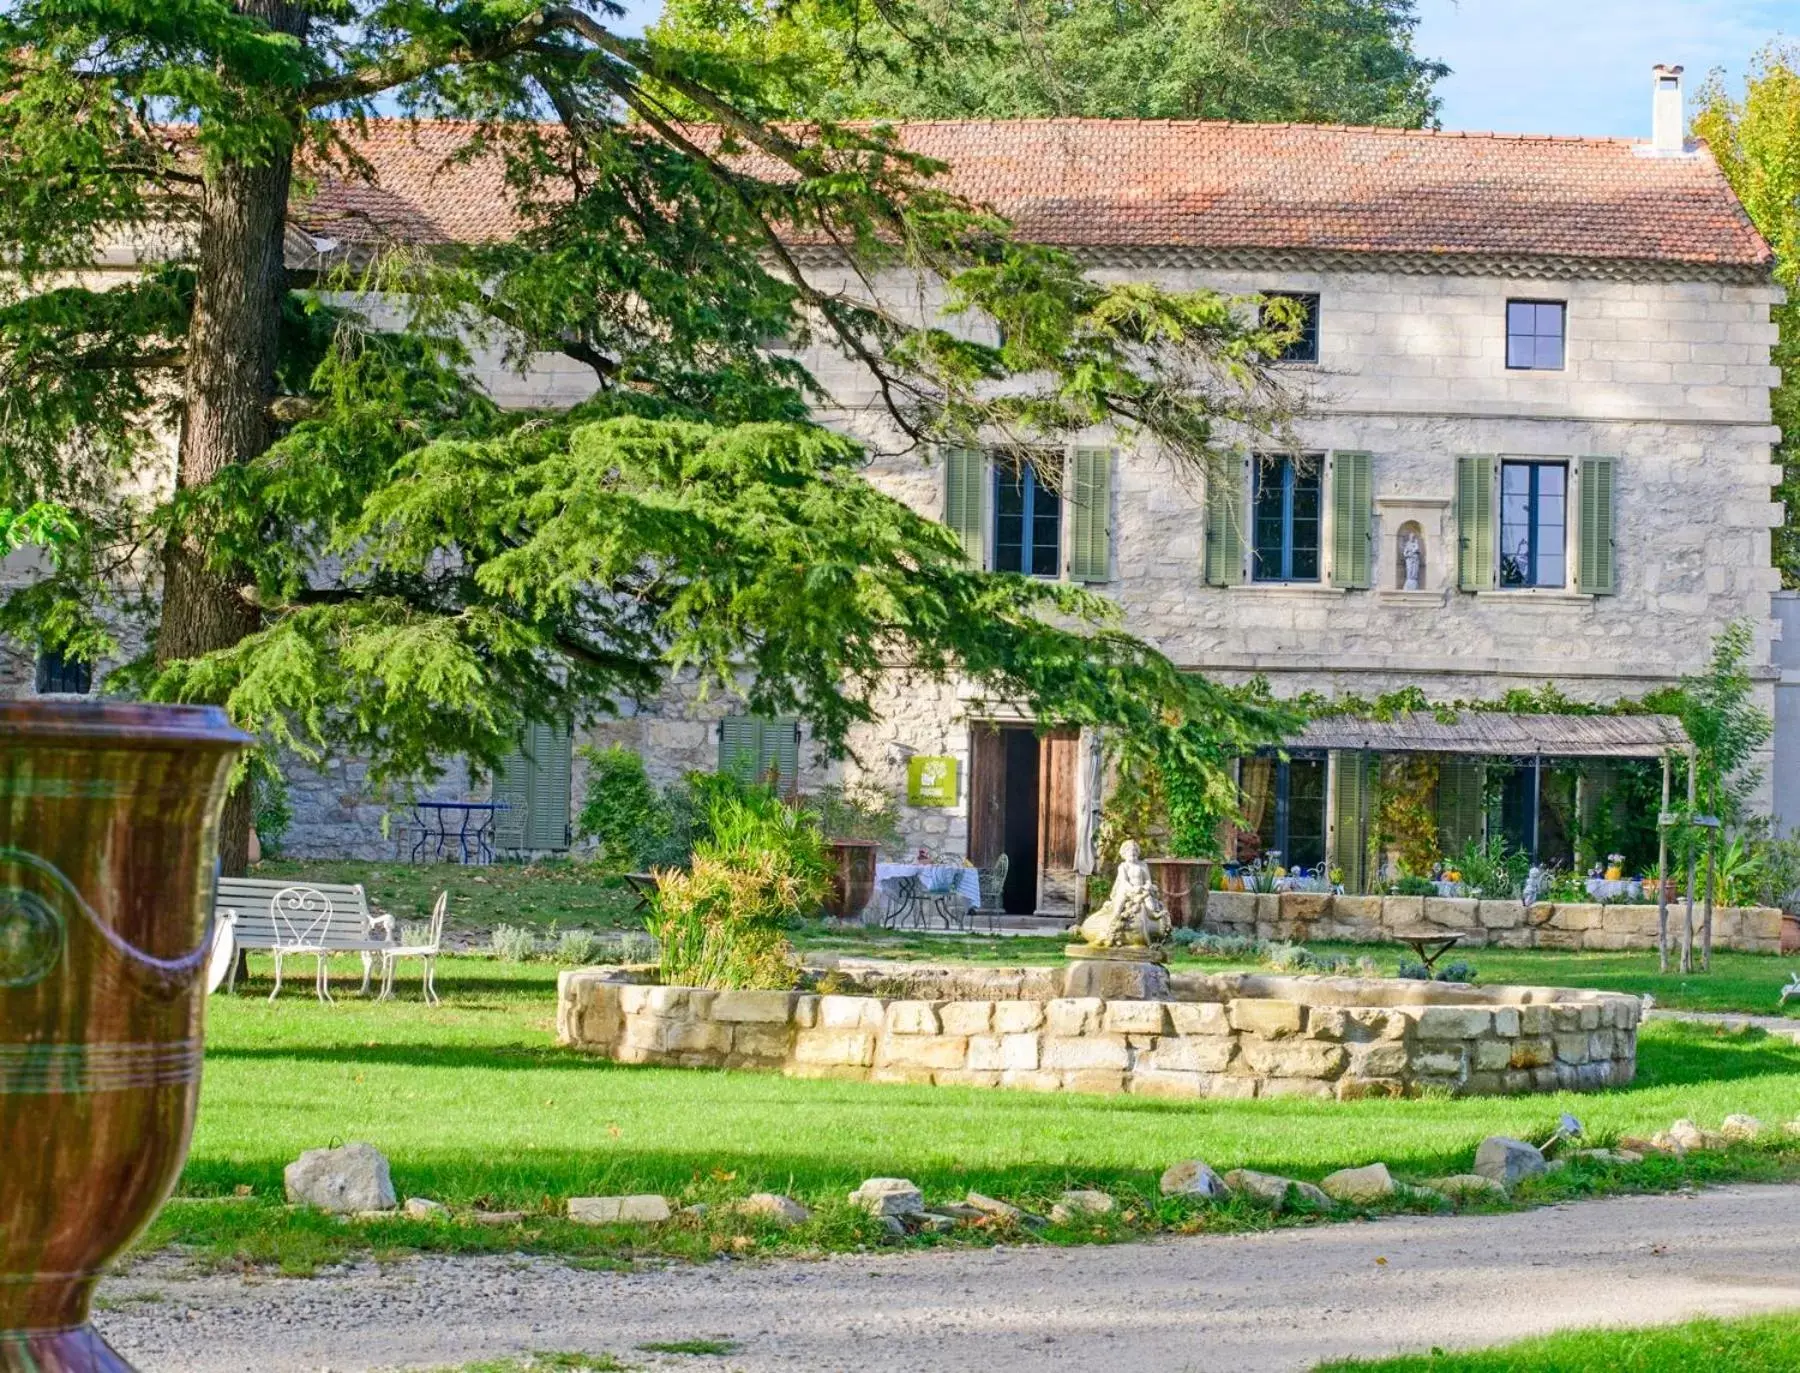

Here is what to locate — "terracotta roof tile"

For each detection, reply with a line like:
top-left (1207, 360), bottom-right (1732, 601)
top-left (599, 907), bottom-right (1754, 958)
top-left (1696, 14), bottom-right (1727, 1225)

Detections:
top-left (292, 118), bottom-right (1772, 273)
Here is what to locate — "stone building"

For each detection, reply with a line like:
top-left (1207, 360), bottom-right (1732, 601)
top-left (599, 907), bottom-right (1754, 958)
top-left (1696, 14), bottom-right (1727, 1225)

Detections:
top-left (3, 70), bottom-right (1785, 906)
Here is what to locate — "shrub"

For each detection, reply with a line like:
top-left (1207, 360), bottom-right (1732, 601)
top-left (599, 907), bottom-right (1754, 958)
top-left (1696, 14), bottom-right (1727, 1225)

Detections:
top-left (489, 923), bottom-right (538, 963)
top-left (575, 745), bottom-right (667, 873)
top-left (1397, 957), bottom-right (1477, 983)
top-left (1392, 874), bottom-right (1437, 897)
top-left (554, 927), bottom-right (608, 965)
top-left (803, 783), bottom-right (901, 848)
top-left (644, 786), bottom-right (828, 989)
top-left (1453, 835), bottom-right (1531, 901)
top-left (1170, 929), bottom-right (1264, 959)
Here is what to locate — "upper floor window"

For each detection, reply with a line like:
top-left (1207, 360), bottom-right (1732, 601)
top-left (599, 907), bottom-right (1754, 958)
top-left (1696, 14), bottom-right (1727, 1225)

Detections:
top-left (1506, 300), bottom-right (1566, 371)
top-left (35, 647), bottom-right (91, 695)
top-left (1499, 459), bottom-right (1567, 588)
top-left (994, 461), bottom-right (1061, 577)
top-left (1262, 292), bottom-right (1320, 364)
top-left (1251, 454), bottom-right (1321, 583)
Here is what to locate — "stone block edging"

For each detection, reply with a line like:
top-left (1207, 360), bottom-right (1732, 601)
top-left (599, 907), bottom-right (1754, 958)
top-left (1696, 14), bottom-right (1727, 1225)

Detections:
top-left (556, 971), bottom-right (1639, 1100)
top-left (1200, 891), bottom-right (1783, 954)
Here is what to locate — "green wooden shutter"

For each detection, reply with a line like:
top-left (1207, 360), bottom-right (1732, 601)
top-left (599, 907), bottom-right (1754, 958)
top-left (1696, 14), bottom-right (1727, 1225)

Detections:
top-left (524, 720), bottom-right (572, 851)
top-left (493, 721), bottom-right (571, 853)
top-left (491, 750), bottom-right (529, 852)
top-left (1456, 455), bottom-right (1495, 591)
top-left (943, 447), bottom-right (986, 568)
top-left (1330, 751), bottom-right (1369, 894)
top-left (1436, 757), bottom-right (1486, 856)
top-left (1329, 451), bottom-right (1373, 589)
top-left (1577, 456), bottom-right (1617, 595)
top-left (718, 715), bottom-right (763, 783)
top-left (1204, 460), bottom-right (1244, 586)
top-left (759, 718), bottom-right (800, 794)
top-left (1069, 447), bottom-right (1113, 583)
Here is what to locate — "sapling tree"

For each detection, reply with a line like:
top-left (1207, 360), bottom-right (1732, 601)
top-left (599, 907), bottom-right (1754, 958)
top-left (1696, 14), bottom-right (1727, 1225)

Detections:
top-left (0, 0), bottom-right (1300, 869)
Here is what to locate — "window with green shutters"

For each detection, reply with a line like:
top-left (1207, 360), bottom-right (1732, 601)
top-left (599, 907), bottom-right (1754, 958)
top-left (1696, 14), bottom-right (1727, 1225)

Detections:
top-left (1069, 447), bottom-right (1113, 582)
top-left (1329, 451), bottom-right (1373, 589)
top-left (942, 447), bottom-right (986, 567)
top-left (492, 720), bottom-right (573, 853)
top-left (1204, 459), bottom-right (1245, 586)
top-left (1576, 455), bottom-right (1617, 595)
top-left (1456, 454), bottom-right (1496, 591)
top-left (718, 714), bottom-right (800, 793)
top-left (1330, 751), bottom-right (1369, 893)
top-left (1436, 757), bottom-right (1486, 855)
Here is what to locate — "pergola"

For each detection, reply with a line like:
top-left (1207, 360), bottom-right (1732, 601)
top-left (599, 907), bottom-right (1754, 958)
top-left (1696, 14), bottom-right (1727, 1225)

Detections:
top-left (1288, 711), bottom-right (1705, 970)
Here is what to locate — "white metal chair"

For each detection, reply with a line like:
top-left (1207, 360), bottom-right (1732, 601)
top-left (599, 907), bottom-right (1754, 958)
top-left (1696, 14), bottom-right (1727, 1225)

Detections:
top-left (1780, 972), bottom-right (1800, 1007)
top-left (268, 885), bottom-right (339, 1003)
top-left (379, 891), bottom-right (448, 1005)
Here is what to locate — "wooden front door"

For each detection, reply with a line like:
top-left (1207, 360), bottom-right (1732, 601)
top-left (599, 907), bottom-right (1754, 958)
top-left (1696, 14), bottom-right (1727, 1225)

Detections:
top-left (1037, 727), bottom-right (1080, 913)
top-left (967, 723), bottom-right (1006, 868)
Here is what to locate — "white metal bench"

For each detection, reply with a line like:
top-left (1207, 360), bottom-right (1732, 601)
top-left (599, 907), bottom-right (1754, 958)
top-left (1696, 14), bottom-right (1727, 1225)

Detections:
top-left (1781, 972), bottom-right (1800, 1008)
top-left (212, 878), bottom-right (393, 1001)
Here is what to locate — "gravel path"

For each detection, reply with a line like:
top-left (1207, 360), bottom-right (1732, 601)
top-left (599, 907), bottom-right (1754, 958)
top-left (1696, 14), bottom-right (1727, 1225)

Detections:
top-left (95, 1184), bottom-right (1800, 1372)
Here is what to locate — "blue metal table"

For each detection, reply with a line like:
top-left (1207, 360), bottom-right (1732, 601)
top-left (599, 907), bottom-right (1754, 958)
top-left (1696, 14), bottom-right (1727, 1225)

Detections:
top-left (409, 800), bottom-right (509, 865)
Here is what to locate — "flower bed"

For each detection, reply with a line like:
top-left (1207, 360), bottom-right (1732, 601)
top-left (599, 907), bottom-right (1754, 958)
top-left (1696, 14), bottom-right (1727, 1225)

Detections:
top-left (556, 969), bottom-right (1639, 1100)
top-left (1202, 892), bottom-right (1784, 954)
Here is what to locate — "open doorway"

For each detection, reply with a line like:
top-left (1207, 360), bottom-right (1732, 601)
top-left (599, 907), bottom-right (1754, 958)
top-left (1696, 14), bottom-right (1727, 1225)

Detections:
top-left (968, 722), bottom-right (1079, 916)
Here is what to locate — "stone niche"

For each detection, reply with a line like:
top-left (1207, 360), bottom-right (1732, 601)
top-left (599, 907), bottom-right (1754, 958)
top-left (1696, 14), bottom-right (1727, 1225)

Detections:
top-left (556, 969), bottom-right (1640, 1101)
top-left (1376, 496), bottom-right (1450, 599)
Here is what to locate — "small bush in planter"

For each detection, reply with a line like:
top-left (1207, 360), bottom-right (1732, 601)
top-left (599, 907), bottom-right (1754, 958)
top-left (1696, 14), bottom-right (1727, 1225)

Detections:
top-left (646, 790), bottom-right (829, 990)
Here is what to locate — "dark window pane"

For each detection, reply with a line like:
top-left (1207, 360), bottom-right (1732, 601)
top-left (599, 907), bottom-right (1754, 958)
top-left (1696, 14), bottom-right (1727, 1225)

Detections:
top-left (1252, 457), bottom-right (1286, 580)
top-left (1030, 480), bottom-right (1061, 577)
top-left (1263, 292), bottom-right (1320, 364)
top-left (35, 649), bottom-right (92, 695)
top-left (1286, 758), bottom-right (1327, 870)
top-left (1497, 460), bottom-right (1569, 588)
top-left (994, 468), bottom-right (1026, 572)
top-left (1289, 464), bottom-right (1320, 581)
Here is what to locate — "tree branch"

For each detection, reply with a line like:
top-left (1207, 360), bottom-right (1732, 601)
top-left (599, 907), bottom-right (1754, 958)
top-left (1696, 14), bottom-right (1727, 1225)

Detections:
top-left (302, 11), bottom-right (560, 108)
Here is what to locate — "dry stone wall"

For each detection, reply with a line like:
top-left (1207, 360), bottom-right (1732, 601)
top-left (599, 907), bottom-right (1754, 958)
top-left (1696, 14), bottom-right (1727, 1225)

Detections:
top-left (1203, 891), bottom-right (1784, 955)
top-left (556, 970), bottom-right (1639, 1100)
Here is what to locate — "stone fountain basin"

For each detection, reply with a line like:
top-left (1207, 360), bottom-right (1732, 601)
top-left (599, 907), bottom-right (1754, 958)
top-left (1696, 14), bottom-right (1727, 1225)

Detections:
top-left (556, 965), bottom-right (1639, 1100)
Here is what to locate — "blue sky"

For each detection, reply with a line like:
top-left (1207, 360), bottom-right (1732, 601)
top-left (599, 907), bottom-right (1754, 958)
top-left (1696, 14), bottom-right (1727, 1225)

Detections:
top-left (613, 0), bottom-right (1798, 137)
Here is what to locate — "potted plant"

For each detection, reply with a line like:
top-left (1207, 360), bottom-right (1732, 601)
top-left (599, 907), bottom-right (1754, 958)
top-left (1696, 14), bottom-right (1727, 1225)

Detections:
top-left (805, 785), bottom-right (899, 922)
top-left (1149, 749), bottom-right (1218, 929)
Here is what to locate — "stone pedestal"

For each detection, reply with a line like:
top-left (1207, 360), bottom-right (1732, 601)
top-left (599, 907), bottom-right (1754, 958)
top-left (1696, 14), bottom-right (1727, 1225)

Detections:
top-left (1061, 945), bottom-right (1170, 1000)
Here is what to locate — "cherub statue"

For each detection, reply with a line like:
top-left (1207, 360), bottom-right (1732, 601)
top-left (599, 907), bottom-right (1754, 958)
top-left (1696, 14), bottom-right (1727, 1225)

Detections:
top-left (1076, 840), bottom-right (1172, 949)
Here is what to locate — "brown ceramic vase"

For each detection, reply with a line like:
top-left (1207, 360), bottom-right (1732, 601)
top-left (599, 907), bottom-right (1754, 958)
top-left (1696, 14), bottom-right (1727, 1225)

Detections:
top-left (0, 702), bottom-right (248, 1372)
top-left (824, 839), bottom-right (880, 921)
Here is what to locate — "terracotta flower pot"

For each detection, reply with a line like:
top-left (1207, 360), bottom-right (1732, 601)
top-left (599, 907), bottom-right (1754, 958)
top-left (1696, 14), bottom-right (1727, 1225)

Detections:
top-left (1147, 857), bottom-right (1214, 929)
top-left (1781, 912), bottom-right (1800, 956)
top-left (824, 839), bottom-right (880, 921)
top-left (1, 701), bottom-right (248, 1371)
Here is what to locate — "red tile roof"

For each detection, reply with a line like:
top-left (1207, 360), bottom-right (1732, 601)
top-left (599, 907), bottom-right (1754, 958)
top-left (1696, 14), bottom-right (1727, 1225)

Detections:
top-left (293, 118), bottom-right (1772, 274)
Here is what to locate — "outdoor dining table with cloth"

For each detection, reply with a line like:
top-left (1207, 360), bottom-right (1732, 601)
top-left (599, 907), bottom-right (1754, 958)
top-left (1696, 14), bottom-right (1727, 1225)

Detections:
top-left (874, 863), bottom-right (982, 918)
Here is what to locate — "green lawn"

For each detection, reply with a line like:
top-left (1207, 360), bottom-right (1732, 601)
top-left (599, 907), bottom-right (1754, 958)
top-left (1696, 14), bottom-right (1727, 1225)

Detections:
top-left (1315, 1310), bottom-right (1800, 1371)
top-left (149, 952), bottom-right (1800, 1271)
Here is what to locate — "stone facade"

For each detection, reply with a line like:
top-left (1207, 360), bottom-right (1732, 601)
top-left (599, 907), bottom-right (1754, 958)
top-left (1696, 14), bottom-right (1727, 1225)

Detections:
top-left (556, 969), bottom-right (1640, 1099)
top-left (2, 192), bottom-right (1782, 871)
top-left (1202, 891), bottom-right (1785, 955)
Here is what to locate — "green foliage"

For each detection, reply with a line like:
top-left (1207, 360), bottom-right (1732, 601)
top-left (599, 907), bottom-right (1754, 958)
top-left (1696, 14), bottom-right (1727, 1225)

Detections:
top-left (1644, 621), bottom-right (1772, 832)
top-left (552, 927), bottom-right (609, 965)
top-left (0, 0), bottom-right (1302, 822)
top-left (248, 756), bottom-right (293, 859)
top-left (656, 0), bottom-right (1445, 126)
top-left (1396, 957), bottom-right (1476, 983)
top-left (802, 782), bottom-right (901, 847)
top-left (1391, 875), bottom-right (1437, 898)
top-left (489, 925), bottom-right (539, 963)
top-left (1697, 49), bottom-right (1800, 588)
top-left (1451, 836), bottom-right (1531, 902)
top-left (574, 745), bottom-right (667, 873)
top-left (1377, 755), bottom-right (1440, 879)
top-left (644, 787), bottom-right (828, 988)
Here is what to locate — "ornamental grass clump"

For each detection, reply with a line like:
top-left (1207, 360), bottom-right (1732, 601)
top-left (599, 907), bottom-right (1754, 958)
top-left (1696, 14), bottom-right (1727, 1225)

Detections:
top-left (646, 792), bottom-right (829, 990)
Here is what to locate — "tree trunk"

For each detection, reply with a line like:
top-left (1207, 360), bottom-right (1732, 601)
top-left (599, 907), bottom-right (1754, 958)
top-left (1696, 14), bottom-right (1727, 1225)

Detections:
top-left (157, 2), bottom-right (307, 876)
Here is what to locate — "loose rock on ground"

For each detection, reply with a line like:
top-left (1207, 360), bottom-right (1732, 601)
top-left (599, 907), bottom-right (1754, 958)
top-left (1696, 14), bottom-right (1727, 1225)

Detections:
top-left (283, 1142), bottom-right (395, 1214)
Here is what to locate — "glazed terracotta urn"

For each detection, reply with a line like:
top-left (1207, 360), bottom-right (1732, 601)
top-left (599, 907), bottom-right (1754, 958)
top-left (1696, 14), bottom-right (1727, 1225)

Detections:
top-left (0, 701), bottom-right (248, 1371)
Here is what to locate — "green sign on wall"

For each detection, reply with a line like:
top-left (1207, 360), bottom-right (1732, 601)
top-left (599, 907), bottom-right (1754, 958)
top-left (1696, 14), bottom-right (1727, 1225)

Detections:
top-left (906, 755), bottom-right (958, 807)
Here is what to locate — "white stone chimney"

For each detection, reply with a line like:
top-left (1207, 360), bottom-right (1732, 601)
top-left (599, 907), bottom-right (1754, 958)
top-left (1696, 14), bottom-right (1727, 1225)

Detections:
top-left (1651, 64), bottom-right (1685, 154)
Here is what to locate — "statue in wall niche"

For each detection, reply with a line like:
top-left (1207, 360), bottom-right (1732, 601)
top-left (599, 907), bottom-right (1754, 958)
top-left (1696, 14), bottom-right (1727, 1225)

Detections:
top-left (1075, 840), bottom-right (1172, 949)
top-left (1402, 529), bottom-right (1423, 591)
